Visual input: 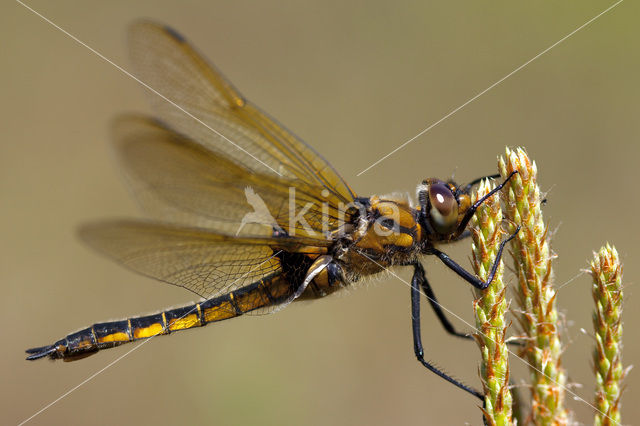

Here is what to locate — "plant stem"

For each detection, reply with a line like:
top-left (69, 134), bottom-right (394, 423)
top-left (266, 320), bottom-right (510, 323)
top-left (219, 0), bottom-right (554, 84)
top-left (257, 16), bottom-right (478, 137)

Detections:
top-left (591, 244), bottom-right (625, 426)
top-left (498, 147), bottom-right (568, 425)
top-left (471, 179), bottom-right (513, 425)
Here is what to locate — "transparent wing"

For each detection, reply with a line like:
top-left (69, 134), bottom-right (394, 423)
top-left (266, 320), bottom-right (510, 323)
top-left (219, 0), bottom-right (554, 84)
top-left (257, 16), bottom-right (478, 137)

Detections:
top-left (79, 220), bottom-right (329, 302)
top-left (113, 115), bottom-right (353, 239)
top-left (127, 20), bottom-right (355, 205)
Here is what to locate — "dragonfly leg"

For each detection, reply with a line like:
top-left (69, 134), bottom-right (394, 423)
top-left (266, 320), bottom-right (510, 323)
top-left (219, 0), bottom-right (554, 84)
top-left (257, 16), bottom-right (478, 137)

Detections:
top-left (410, 262), bottom-right (483, 401)
top-left (453, 229), bottom-right (471, 241)
top-left (414, 261), bottom-right (524, 350)
top-left (291, 255), bottom-right (333, 300)
top-left (454, 170), bottom-right (518, 237)
top-left (457, 173), bottom-right (500, 195)
top-left (431, 225), bottom-right (520, 290)
top-left (413, 262), bottom-right (472, 340)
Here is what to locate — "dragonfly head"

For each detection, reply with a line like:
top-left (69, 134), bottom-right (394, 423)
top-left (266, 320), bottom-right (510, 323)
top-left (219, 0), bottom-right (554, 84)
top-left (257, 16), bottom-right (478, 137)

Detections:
top-left (416, 178), bottom-right (471, 238)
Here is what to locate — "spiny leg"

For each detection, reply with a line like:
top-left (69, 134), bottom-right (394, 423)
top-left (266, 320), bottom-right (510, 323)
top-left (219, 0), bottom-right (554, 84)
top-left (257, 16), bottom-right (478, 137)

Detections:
top-left (432, 225), bottom-right (520, 290)
top-left (426, 227), bottom-right (524, 350)
top-left (417, 259), bottom-right (524, 348)
top-left (454, 170), bottom-right (518, 237)
top-left (454, 229), bottom-right (471, 241)
top-left (457, 173), bottom-right (500, 195)
top-left (414, 262), bottom-right (470, 340)
top-left (410, 262), bottom-right (483, 401)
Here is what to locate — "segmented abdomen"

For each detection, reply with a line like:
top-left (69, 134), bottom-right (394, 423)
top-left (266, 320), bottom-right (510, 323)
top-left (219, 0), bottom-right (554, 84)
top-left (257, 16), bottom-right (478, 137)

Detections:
top-left (26, 273), bottom-right (293, 361)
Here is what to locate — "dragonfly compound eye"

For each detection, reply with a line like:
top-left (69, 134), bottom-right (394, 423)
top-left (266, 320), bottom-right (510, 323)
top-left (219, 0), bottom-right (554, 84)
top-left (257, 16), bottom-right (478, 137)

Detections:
top-left (428, 183), bottom-right (458, 234)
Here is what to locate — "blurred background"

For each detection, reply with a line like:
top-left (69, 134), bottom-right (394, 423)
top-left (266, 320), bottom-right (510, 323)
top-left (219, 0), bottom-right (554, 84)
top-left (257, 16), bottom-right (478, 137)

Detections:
top-left (2, 1), bottom-right (638, 424)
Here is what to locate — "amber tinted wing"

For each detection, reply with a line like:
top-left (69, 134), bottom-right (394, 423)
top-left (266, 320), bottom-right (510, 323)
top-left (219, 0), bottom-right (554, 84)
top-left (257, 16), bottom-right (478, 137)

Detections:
top-left (113, 115), bottom-right (352, 239)
top-left (127, 21), bottom-right (355, 205)
top-left (79, 220), bottom-right (329, 303)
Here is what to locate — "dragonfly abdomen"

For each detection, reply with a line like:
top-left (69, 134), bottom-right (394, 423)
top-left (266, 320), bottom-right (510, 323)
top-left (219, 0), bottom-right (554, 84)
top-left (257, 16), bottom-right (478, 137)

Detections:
top-left (26, 274), bottom-right (293, 361)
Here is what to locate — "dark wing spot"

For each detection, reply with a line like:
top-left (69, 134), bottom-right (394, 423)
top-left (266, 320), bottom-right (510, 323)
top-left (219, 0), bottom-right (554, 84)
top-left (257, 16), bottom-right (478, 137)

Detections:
top-left (163, 25), bottom-right (186, 43)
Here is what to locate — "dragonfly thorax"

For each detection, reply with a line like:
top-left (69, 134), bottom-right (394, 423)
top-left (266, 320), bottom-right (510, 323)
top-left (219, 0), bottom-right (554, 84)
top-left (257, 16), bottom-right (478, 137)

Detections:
top-left (350, 195), bottom-right (422, 258)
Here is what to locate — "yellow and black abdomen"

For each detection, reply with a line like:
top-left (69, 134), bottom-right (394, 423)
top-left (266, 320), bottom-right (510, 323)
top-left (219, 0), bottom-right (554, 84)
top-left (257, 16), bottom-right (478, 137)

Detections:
top-left (26, 274), bottom-right (293, 361)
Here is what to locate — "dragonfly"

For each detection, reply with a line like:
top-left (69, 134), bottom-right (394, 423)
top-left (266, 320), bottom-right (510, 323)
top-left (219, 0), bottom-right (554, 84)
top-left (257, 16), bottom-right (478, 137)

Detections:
top-left (26, 21), bottom-right (518, 401)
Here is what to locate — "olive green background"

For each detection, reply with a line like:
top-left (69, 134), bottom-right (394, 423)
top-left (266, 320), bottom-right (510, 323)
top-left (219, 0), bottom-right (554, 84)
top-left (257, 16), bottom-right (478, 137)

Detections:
top-left (2, 1), bottom-right (638, 425)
